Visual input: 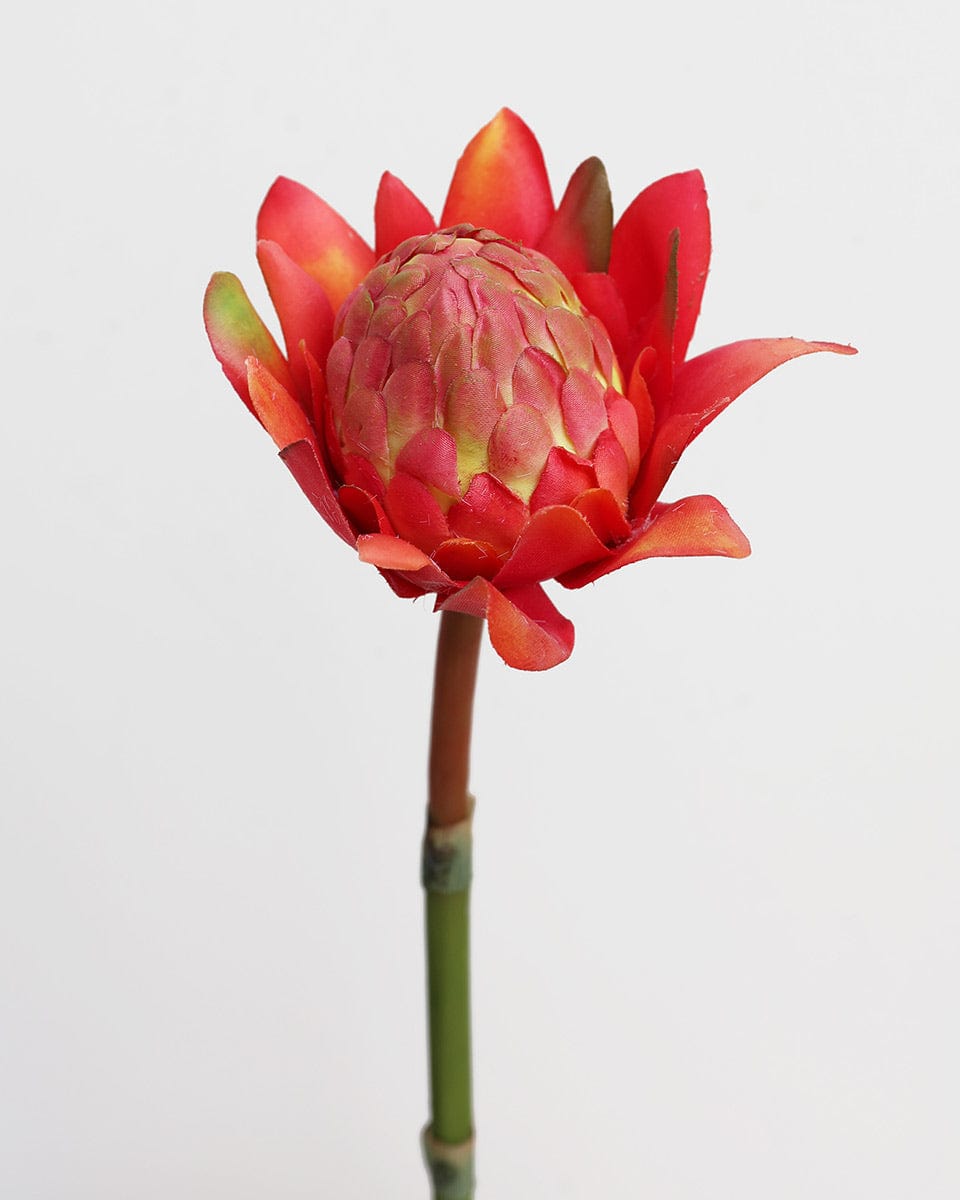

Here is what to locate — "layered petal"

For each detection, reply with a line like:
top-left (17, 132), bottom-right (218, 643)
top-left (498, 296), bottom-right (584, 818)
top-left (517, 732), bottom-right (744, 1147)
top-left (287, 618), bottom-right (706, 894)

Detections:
top-left (439, 579), bottom-right (574, 671)
top-left (278, 439), bottom-right (356, 546)
top-left (441, 109), bottom-right (553, 246)
top-left (257, 177), bottom-right (376, 313)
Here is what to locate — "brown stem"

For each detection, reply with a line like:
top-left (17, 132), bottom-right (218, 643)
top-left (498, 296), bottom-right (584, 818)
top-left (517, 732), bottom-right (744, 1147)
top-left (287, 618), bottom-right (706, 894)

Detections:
top-left (428, 612), bottom-right (483, 828)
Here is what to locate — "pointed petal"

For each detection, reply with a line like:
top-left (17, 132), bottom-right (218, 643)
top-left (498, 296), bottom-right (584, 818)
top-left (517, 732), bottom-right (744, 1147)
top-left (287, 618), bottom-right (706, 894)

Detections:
top-left (571, 272), bottom-right (632, 371)
top-left (256, 240), bottom-right (335, 400)
top-left (561, 495), bottom-right (750, 587)
top-left (537, 157), bottom-right (613, 275)
top-left (631, 337), bottom-right (857, 514)
top-left (374, 172), bottom-right (435, 257)
top-left (448, 472), bottom-right (527, 555)
top-left (278, 439), bottom-right (356, 546)
top-left (609, 170), bottom-right (711, 363)
top-left (530, 446), bottom-right (596, 511)
top-left (571, 488), bottom-right (632, 545)
top-left (493, 505), bottom-right (609, 589)
top-left (257, 177), bottom-right (376, 313)
top-left (384, 472), bottom-right (450, 554)
top-left (439, 579), bottom-right (574, 671)
top-left (203, 272), bottom-right (294, 410)
top-left (440, 108), bottom-right (553, 246)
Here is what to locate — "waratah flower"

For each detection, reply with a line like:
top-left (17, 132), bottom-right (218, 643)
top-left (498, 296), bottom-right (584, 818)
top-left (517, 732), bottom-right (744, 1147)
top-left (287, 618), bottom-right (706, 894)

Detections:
top-left (204, 109), bottom-right (854, 670)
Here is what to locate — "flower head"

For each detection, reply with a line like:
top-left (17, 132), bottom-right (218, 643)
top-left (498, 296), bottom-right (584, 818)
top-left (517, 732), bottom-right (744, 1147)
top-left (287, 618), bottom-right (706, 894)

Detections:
top-left (204, 109), bottom-right (854, 670)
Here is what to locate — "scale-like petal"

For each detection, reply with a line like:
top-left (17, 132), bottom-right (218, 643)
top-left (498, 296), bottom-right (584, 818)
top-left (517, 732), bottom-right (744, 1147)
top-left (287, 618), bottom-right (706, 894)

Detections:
top-left (257, 177), bottom-right (376, 313)
top-left (439, 579), bottom-right (574, 671)
top-left (374, 172), bottom-right (435, 257)
top-left (203, 273), bottom-right (294, 411)
top-left (441, 109), bottom-right (553, 246)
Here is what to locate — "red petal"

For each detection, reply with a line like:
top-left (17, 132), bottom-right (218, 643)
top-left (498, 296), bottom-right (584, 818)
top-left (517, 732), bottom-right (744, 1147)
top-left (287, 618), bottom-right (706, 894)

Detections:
top-left (592, 429), bottom-right (630, 509)
top-left (257, 176), bottom-right (376, 314)
top-left (560, 369), bottom-right (608, 457)
top-left (279, 440), bottom-right (356, 546)
top-left (374, 172), bottom-right (435, 257)
top-left (203, 272), bottom-right (294, 411)
top-left (529, 446), bottom-right (596, 511)
top-left (440, 109), bottom-right (553, 246)
top-left (487, 404), bottom-right (553, 501)
top-left (339, 485), bottom-right (393, 535)
top-left (448, 472), bottom-right (527, 555)
top-left (571, 273), bottom-right (632, 372)
top-left (561, 494), bottom-right (750, 587)
top-left (626, 358), bottom-right (656, 459)
top-left (494, 505), bottom-right (609, 589)
top-left (383, 361), bottom-right (438, 454)
top-left (631, 337), bottom-right (857, 514)
top-left (256, 240), bottom-right (335, 401)
top-left (537, 157), bottom-right (613, 275)
top-left (609, 170), bottom-right (711, 364)
top-left (395, 427), bottom-right (460, 497)
top-left (432, 538), bottom-right (502, 582)
top-left (340, 386), bottom-right (389, 473)
top-left (439, 579), bottom-right (574, 671)
top-left (384, 472), bottom-right (450, 554)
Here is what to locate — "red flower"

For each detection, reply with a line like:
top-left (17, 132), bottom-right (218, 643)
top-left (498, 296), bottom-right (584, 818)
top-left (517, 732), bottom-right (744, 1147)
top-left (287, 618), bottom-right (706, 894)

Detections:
top-left (204, 109), bottom-right (854, 670)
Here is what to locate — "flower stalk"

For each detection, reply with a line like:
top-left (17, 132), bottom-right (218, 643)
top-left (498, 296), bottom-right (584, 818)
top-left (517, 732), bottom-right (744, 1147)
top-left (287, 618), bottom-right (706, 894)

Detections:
top-left (423, 611), bottom-right (482, 1198)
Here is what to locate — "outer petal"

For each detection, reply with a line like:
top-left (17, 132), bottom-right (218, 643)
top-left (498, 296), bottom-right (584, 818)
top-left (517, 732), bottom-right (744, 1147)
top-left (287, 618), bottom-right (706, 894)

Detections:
top-left (493, 506), bottom-right (610, 590)
top-left (279, 439), bottom-right (356, 546)
top-left (439, 579), bottom-right (574, 671)
top-left (246, 358), bottom-right (313, 450)
top-left (440, 108), bottom-right (553, 246)
top-left (609, 170), bottom-right (710, 363)
top-left (374, 172), bottom-right (435, 257)
top-left (203, 272), bottom-right (295, 411)
top-left (357, 532), bottom-right (431, 570)
top-left (560, 495), bottom-right (750, 588)
top-left (537, 157), bottom-right (613, 276)
top-left (631, 337), bottom-right (857, 514)
top-left (257, 177), bottom-right (376, 313)
top-left (256, 240), bottom-right (335, 401)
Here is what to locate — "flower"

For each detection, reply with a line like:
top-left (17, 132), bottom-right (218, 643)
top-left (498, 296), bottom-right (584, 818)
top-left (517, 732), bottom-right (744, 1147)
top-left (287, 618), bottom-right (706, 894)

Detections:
top-left (204, 109), bottom-right (854, 670)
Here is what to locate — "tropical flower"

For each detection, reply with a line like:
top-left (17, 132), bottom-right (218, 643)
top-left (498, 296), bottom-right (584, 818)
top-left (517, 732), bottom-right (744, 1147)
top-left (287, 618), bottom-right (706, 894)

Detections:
top-left (204, 109), bottom-right (853, 670)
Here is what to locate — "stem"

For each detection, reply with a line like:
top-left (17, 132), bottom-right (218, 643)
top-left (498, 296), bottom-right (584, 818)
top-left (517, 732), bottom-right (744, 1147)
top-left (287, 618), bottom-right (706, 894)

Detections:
top-left (424, 612), bottom-right (482, 1188)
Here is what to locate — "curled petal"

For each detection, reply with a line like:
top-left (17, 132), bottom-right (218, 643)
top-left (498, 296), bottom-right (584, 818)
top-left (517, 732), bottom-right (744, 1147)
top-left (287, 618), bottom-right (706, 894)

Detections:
top-left (203, 273), bottom-right (294, 411)
top-left (561, 494), bottom-right (750, 587)
top-left (632, 337), bottom-right (857, 513)
top-left (257, 176), bottom-right (375, 313)
top-left (439, 579), bottom-right (574, 671)
top-left (374, 172), bottom-right (435, 257)
top-left (441, 108), bottom-right (553, 246)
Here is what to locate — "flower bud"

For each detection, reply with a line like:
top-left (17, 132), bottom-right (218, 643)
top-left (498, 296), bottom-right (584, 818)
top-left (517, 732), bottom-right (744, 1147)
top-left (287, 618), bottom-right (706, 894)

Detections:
top-left (325, 226), bottom-right (640, 560)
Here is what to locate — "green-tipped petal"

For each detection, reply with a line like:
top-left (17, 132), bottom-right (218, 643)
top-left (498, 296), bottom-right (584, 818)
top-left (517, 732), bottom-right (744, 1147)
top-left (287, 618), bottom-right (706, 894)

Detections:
top-left (203, 272), bottom-right (294, 412)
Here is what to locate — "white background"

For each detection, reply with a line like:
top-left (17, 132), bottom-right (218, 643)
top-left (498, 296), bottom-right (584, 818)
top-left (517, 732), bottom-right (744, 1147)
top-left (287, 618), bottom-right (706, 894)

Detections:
top-left (2, 2), bottom-right (957, 1197)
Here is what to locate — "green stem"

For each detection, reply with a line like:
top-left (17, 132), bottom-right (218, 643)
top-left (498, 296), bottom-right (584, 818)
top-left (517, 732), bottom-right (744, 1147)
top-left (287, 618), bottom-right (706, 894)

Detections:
top-left (424, 611), bottom-right (482, 1195)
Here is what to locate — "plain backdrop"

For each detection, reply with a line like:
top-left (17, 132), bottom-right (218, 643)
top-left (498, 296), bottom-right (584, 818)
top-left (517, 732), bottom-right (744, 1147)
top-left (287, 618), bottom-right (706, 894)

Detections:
top-left (2, 2), bottom-right (957, 1197)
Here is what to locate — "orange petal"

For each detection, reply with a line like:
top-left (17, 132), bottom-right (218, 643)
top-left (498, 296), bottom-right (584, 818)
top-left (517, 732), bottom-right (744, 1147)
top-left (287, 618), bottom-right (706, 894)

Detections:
top-left (257, 177), bottom-right (376, 313)
top-left (440, 109), bottom-right (553, 245)
top-left (245, 358), bottom-right (314, 450)
top-left (561, 495), bottom-right (750, 587)
top-left (439, 579), bottom-right (574, 671)
top-left (357, 533), bottom-right (431, 570)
